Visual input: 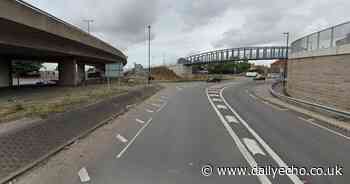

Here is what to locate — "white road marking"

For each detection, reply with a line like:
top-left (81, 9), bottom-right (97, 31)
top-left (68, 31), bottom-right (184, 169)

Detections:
top-left (151, 103), bottom-right (161, 107)
top-left (243, 138), bottom-right (266, 156)
top-left (116, 134), bottom-right (128, 143)
top-left (146, 109), bottom-right (154, 113)
top-left (157, 101), bottom-right (168, 112)
top-left (220, 86), bottom-right (303, 184)
top-left (217, 104), bottom-right (228, 110)
top-left (136, 118), bottom-right (145, 124)
top-left (298, 117), bottom-right (350, 141)
top-left (212, 98), bottom-right (223, 102)
top-left (176, 87), bottom-right (183, 91)
top-left (116, 118), bottom-right (153, 158)
top-left (209, 94), bottom-right (219, 97)
top-left (206, 88), bottom-right (271, 184)
top-left (225, 115), bottom-right (238, 124)
top-left (78, 167), bottom-right (91, 183)
top-left (249, 94), bottom-right (258, 100)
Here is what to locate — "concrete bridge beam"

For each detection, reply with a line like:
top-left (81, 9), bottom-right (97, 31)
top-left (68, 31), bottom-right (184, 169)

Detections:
top-left (0, 58), bottom-right (12, 87)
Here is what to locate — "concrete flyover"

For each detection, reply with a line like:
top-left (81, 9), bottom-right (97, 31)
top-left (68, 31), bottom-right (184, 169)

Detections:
top-left (288, 21), bottom-right (350, 111)
top-left (0, 0), bottom-right (127, 87)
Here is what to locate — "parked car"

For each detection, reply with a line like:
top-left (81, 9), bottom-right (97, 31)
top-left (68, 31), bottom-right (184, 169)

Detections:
top-left (246, 72), bottom-right (258, 77)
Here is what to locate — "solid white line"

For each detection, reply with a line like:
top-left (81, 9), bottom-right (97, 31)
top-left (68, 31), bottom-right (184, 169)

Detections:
top-left (116, 134), bottom-right (128, 143)
top-left (220, 87), bottom-right (303, 184)
top-left (157, 101), bottom-right (168, 112)
top-left (243, 138), bottom-right (266, 156)
top-left (298, 117), bottom-right (350, 141)
top-left (225, 115), bottom-right (239, 124)
top-left (136, 118), bottom-right (145, 124)
top-left (206, 88), bottom-right (272, 184)
top-left (116, 118), bottom-right (153, 158)
top-left (78, 167), bottom-right (91, 183)
top-left (217, 104), bottom-right (228, 110)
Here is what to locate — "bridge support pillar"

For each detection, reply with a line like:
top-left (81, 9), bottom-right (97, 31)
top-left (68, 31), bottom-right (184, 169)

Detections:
top-left (77, 63), bottom-right (86, 84)
top-left (58, 59), bottom-right (81, 86)
top-left (0, 58), bottom-right (12, 88)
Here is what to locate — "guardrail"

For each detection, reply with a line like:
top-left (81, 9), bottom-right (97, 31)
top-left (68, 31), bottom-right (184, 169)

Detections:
top-left (270, 82), bottom-right (350, 120)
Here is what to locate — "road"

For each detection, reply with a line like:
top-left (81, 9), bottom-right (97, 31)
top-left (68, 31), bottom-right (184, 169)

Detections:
top-left (17, 79), bottom-right (349, 184)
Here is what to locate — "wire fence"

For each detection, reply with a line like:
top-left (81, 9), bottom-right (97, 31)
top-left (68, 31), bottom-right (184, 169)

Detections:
top-left (291, 21), bottom-right (350, 53)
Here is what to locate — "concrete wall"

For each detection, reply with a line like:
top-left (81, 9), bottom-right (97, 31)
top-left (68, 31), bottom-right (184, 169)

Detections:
top-left (287, 55), bottom-right (350, 111)
top-left (0, 59), bottom-right (11, 87)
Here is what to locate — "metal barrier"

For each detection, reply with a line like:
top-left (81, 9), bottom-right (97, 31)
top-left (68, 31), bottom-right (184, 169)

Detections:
top-left (291, 21), bottom-right (350, 54)
top-left (270, 82), bottom-right (350, 119)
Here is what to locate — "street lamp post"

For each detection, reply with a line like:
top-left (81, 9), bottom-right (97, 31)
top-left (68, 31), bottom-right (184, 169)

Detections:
top-left (283, 32), bottom-right (289, 93)
top-left (83, 19), bottom-right (94, 34)
top-left (148, 25), bottom-right (151, 85)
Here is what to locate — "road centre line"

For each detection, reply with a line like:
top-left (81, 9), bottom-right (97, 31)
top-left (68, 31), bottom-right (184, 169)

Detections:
top-left (206, 88), bottom-right (272, 184)
top-left (220, 86), bottom-right (303, 184)
top-left (298, 117), bottom-right (350, 141)
top-left (116, 118), bottom-right (153, 158)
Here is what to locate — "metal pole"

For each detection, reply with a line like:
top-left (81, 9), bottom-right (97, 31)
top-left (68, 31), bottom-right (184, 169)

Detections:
top-left (148, 25), bottom-right (151, 85)
top-left (83, 19), bottom-right (94, 34)
top-left (283, 32), bottom-right (289, 92)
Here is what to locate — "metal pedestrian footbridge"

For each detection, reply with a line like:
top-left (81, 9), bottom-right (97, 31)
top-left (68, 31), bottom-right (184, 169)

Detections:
top-left (181, 46), bottom-right (288, 65)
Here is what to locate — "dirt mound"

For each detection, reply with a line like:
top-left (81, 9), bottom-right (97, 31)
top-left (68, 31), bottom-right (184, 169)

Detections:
top-left (151, 66), bottom-right (182, 81)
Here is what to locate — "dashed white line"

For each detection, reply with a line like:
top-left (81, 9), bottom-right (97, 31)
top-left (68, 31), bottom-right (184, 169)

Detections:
top-left (116, 134), bottom-right (128, 143)
top-left (78, 167), bottom-right (91, 183)
top-left (116, 118), bottom-right (153, 158)
top-left (151, 103), bottom-right (161, 107)
top-left (220, 86), bottom-right (303, 184)
top-left (217, 104), bottom-right (228, 110)
top-left (136, 118), bottom-right (145, 124)
top-left (212, 98), bottom-right (223, 102)
top-left (298, 117), bottom-right (350, 141)
top-left (243, 138), bottom-right (266, 156)
top-left (146, 109), bottom-right (154, 113)
top-left (225, 115), bottom-right (238, 124)
top-left (157, 101), bottom-right (168, 112)
top-left (209, 94), bottom-right (220, 97)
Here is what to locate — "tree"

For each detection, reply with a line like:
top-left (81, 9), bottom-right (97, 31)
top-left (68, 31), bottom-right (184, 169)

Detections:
top-left (12, 61), bottom-right (43, 87)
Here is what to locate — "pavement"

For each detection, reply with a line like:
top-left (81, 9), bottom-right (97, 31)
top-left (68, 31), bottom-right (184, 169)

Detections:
top-left (0, 85), bottom-right (160, 184)
top-left (11, 79), bottom-right (349, 184)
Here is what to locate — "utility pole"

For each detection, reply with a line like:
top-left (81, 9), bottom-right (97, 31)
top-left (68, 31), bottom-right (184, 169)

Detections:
top-left (148, 25), bottom-right (151, 85)
top-left (283, 32), bottom-right (289, 92)
top-left (83, 19), bottom-right (94, 34)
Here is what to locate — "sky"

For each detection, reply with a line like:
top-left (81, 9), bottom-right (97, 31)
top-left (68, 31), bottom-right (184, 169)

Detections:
top-left (24, 0), bottom-right (350, 69)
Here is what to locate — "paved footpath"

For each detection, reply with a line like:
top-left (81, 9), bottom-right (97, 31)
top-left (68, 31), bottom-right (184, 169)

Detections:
top-left (0, 86), bottom-right (159, 184)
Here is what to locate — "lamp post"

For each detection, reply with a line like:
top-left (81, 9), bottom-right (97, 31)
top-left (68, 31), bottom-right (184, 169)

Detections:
top-left (148, 25), bottom-right (151, 85)
top-left (83, 19), bottom-right (94, 34)
top-left (283, 32), bottom-right (289, 92)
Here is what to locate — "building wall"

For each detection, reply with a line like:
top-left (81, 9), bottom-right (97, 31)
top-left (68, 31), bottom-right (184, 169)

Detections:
top-left (287, 55), bottom-right (350, 111)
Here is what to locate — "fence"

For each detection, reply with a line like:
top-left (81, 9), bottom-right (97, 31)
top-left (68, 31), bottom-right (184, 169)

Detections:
top-left (291, 21), bottom-right (350, 53)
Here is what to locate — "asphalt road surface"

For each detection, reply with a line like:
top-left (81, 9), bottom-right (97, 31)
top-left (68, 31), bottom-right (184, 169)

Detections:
top-left (17, 80), bottom-right (349, 184)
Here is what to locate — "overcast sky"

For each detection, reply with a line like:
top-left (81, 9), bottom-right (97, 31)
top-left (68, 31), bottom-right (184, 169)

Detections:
top-left (25, 0), bottom-right (350, 69)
